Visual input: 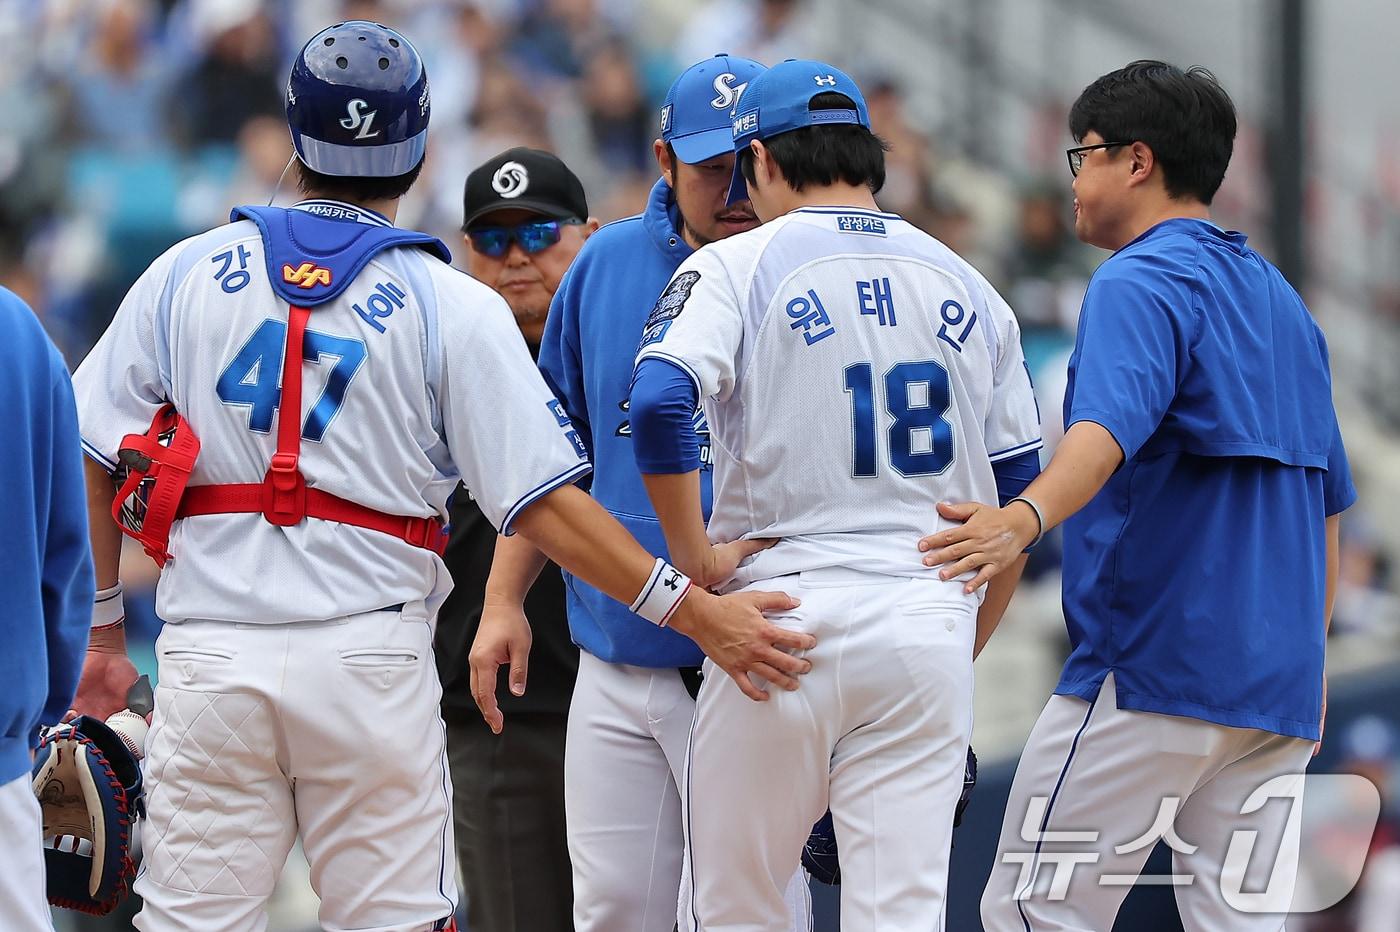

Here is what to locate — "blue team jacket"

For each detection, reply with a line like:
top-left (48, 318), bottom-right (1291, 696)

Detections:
top-left (538, 179), bottom-right (708, 667)
top-left (0, 288), bottom-right (94, 783)
top-left (1058, 219), bottom-right (1355, 740)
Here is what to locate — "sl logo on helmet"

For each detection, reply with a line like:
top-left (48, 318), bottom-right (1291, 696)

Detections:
top-left (283, 262), bottom-right (332, 289)
top-left (492, 161), bottom-right (529, 198)
top-left (340, 99), bottom-right (380, 140)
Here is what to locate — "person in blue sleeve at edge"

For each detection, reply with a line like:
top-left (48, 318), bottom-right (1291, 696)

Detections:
top-left (467, 55), bottom-right (814, 931)
top-left (0, 286), bottom-right (95, 931)
top-left (922, 61), bottom-right (1358, 931)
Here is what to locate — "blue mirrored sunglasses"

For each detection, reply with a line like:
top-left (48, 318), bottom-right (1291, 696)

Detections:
top-left (467, 219), bottom-right (582, 257)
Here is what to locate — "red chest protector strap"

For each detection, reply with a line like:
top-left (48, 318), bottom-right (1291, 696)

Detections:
top-left (175, 304), bottom-right (447, 556)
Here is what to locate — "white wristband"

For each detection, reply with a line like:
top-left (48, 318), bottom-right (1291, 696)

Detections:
top-left (630, 558), bottom-right (692, 628)
top-left (93, 584), bottom-right (126, 629)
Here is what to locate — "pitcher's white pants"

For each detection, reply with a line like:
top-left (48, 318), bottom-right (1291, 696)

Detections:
top-left (0, 773), bottom-right (54, 931)
top-left (982, 673), bottom-right (1314, 931)
top-left (566, 650), bottom-right (811, 932)
top-left (684, 569), bottom-right (975, 932)
top-left (134, 606), bottom-right (457, 932)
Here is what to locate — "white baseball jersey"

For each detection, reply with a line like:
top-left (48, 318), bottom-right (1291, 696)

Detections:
top-left (636, 206), bottom-right (1040, 589)
top-left (73, 201), bottom-right (589, 624)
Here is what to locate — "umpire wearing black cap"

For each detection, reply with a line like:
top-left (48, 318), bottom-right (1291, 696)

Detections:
top-left (437, 147), bottom-right (597, 932)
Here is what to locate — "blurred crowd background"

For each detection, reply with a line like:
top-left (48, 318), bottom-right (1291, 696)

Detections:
top-left (3, 0), bottom-right (1396, 928)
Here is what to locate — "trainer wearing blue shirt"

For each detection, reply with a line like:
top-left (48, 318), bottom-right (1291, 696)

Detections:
top-left (0, 287), bottom-right (95, 931)
top-left (468, 56), bottom-right (812, 932)
top-left (924, 62), bottom-right (1356, 931)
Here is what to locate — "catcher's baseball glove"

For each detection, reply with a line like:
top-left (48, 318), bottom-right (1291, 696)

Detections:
top-left (800, 746), bottom-right (980, 885)
top-left (801, 811), bottom-right (841, 885)
top-left (955, 745), bottom-right (978, 827)
top-left (31, 715), bottom-right (145, 915)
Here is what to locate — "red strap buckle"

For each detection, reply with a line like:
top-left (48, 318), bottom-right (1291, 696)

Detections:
top-left (260, 303), bottom-right (313, 527)
top-left (403, 517), bottom-right (448, 555)
top-left (262, 452), bottom-right (306, 526)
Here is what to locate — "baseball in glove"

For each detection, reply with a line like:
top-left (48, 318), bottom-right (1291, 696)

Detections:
top-left (31, 713), bottom-right (146, 914)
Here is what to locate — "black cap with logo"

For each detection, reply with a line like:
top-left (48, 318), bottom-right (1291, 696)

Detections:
top-left (462, 147), bottom-right (589, 231)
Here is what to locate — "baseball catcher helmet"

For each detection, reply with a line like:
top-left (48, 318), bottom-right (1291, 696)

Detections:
top-left (287, 20), bottom-right (430, 178)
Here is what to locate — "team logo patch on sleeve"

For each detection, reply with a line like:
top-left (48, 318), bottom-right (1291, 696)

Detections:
top-left (639, 270), bottom-right (700, 349)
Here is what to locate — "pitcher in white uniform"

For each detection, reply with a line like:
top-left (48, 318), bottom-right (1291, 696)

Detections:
top-left (630, 61), bottom-right (1043, 931)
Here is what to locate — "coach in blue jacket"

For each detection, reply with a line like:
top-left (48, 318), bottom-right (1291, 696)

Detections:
top-left (0, 287), bottom-right (95, 930)
top-left (468, 56), bottom-right (812, 931)
top-left (924, 61), bottom-right (1357, 931)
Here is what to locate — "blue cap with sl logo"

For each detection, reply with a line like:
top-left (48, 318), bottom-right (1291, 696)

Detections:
top-left (726, 59), bottom-right (871, 203)
top-left (660, 54), bottom-right (767, 164)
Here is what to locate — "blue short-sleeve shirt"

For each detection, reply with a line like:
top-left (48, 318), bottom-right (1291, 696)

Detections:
top-left (1058, 218), bottom-right (1356, 741)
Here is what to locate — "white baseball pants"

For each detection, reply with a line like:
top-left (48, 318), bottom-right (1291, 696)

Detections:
top-left (566, 649), bottom-right (811, 932)
top-left (0, 772), bottom-right (54, 931)
top-left (133, 606), bottom-right (457, 932)
top-left (982, 672), bottom-right (1314, 931)
top-left (684, 569), bottom-right (976, 932)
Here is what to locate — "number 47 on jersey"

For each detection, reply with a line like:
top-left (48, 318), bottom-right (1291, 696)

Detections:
top-left (216, 319), bottom-right (367, 442)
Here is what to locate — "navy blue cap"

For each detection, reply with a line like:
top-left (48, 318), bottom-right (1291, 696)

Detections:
top-left (660, 54), bottom-right (767, 164)
top-left (726, 59), bottom-right (870, 203)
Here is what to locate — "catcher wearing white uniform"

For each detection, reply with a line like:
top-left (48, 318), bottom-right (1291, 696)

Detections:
top-left (69, 22), bottom-right (813, 932)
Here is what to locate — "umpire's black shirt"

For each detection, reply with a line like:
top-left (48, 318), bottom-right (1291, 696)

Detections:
top-left (435, 487), bottom-right (578, 724)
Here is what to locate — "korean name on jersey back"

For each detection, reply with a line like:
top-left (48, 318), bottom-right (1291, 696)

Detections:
top-left (780, 275), bottom-right (979, 352)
